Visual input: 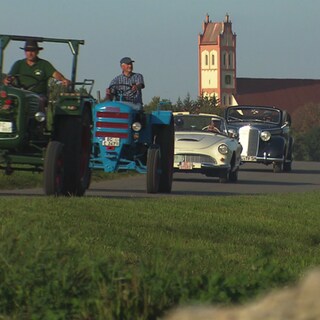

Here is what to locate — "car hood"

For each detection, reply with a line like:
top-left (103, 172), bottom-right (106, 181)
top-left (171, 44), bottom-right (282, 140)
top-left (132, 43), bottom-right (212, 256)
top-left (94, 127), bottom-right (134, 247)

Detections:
top-left (175, 131), bottom-right (227, 149)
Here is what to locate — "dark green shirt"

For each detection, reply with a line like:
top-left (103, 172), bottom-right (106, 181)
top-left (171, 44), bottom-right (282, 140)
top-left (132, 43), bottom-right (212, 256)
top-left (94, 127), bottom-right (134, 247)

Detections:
top-left (9, 58), bottom-right (56, 95)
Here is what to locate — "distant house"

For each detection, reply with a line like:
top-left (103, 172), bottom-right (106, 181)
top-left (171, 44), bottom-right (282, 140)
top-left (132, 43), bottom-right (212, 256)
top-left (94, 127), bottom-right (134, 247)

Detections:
top-left (198, 14), bottom-right (320, 114)
top-left (236, 78), bottom-right (320, 115)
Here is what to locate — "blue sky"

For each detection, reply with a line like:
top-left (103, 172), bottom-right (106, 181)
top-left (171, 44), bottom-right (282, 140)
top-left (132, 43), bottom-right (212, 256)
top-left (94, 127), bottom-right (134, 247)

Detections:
top-left (1, 0), bottom-right (319, 104)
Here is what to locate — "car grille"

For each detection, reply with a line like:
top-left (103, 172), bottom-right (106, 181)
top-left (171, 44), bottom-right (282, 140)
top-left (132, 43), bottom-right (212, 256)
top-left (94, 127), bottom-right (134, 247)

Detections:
top-left (238, 126), bottom-right (259, 156)
top-left (175, 154), bottom-right (216, 165)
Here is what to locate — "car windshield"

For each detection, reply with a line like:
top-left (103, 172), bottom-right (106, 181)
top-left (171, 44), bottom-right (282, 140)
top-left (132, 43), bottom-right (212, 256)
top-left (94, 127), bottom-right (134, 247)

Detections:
top-left (174, 114), bottom-right (226, 133)
top-left (226, 107), bottom-right (281, 124)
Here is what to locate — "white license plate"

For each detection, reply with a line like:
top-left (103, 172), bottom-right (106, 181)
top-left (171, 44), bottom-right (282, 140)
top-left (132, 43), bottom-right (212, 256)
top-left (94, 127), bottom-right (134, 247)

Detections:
top-left (241, 155), bottom-right (256, 161)
top-left (0, 121), bottom-right (13, 133)
top-left (103, 137), bottom-right (120, 147)
top-left (179, 162), bottom-right (193, 170)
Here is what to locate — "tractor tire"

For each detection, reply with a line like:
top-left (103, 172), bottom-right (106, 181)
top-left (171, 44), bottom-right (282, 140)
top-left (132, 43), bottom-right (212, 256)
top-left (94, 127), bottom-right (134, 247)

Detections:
top-left (43, 141), bottom-right (64, 196)
top-left (146, 145), bottom-right (160, 193)
top-left (55, 108), bottom-right (92, 196)
top-left (155, 116), bottom-right (174, 193)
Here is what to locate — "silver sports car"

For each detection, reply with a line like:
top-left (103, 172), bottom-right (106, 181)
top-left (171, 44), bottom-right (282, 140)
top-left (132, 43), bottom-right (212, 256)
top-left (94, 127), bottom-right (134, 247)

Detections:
top-left (173, 113), bottom-right (242, 182)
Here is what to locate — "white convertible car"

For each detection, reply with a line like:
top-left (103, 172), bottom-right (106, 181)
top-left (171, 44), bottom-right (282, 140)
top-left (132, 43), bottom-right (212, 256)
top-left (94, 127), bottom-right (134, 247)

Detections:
top-left (173, 113), bottom-right (242, 182)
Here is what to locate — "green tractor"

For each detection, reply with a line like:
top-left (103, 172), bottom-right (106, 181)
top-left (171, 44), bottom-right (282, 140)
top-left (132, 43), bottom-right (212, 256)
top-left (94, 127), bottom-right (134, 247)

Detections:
top-left (0, 35), bottom-right (94, 196)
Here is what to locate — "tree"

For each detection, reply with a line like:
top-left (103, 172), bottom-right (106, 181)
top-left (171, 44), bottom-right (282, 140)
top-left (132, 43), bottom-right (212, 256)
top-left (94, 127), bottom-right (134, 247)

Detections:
top-left (182, 92), bottom-right (194, 112)
top-left (291, 103), bottom-right (320, 160)
top-left (144, 96), bottom-right (161, 112)
top-left (174, 97), bottom-right (184, 112)
top-left (194, 94), bottom-right (222, 115)
top-left (144, 97), bottom-right (172, 112)
top-left (291, 103), bottom-right (320, 135)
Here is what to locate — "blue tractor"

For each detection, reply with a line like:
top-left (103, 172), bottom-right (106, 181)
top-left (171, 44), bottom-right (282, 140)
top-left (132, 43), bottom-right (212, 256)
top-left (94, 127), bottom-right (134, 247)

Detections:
top-left (90, 87), bottom-right (174, 193)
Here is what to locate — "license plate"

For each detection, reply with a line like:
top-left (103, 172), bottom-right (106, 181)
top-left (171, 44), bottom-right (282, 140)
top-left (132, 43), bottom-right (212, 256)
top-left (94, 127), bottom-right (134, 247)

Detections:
top-left (0, 121), bottom-right (13, 133)
top-left (241, 155), bottom-right (256, 161)
top-left (179, 161), bottom-right (193, 170)
top-left (103, 137), bottom-right (120, 147)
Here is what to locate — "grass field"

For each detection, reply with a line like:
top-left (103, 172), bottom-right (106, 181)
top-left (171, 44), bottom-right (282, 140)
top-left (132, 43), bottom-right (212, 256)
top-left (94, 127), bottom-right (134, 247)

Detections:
top-left (1, 176), bottom-right (320, 320)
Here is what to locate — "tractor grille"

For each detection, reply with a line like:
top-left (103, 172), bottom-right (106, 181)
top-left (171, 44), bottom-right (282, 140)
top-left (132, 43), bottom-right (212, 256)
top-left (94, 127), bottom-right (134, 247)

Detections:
top-left (95, 111), bottom-right (129, 139)
top-left (238, 126), bottom-right (259, 157)
top-left (26, 93), bottom-right (41, 116)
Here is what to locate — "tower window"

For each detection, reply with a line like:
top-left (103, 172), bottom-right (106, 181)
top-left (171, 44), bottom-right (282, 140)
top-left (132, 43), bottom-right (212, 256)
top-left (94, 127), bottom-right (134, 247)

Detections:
top-left (211, 55), bottom-right (215, 65)
top-left (225, 75), bottom-right (231, 85)
top-left (205, 55), bottom-right (208, 65)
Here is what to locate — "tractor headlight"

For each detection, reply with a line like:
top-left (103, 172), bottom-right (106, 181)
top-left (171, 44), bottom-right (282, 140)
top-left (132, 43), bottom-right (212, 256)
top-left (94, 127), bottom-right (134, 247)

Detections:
top-left (34, 112), bottom-right (46, 122)
top-left (132, 122), bottom-right (142, 132)
top-left (218, 144), bottom-right (229, 155)
top-left (260, 131), bottom-right (271, 141)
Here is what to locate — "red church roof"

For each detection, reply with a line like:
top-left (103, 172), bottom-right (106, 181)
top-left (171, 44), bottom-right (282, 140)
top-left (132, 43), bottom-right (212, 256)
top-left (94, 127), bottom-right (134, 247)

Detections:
top-left (200, 22), bottom-right (223, 44)
top-left (236, 78), bottom-right (320, 114)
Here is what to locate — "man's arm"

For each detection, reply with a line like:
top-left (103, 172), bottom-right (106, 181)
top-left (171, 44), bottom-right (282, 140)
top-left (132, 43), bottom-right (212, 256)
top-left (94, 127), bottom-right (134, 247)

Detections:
top-left (3, 61), bottom-right (20, 85)
top-left (132, 73), bottom-right (145, 91)
top-left (52, 71), bottom-right (70, 87)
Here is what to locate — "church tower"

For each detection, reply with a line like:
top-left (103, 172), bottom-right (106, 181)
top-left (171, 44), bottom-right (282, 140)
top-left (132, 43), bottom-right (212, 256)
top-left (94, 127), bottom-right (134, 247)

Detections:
top-left (198, 14), bottom-right (237, 107)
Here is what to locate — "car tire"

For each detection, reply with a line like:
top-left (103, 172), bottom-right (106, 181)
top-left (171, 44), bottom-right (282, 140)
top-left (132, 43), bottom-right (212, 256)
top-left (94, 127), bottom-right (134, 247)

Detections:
top-left (283, 160), bottom-right (292, 172)
top-left (273, 162), bottom-right (283, 173)
top-left (219, 171), bottom-right (229, 183)
top-left (229, 168), bottom-right (238, 182)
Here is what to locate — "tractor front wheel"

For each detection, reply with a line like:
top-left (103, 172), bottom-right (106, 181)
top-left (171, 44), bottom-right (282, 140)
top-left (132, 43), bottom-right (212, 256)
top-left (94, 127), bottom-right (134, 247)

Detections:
top-left (146, 145), bottom-right (160, 193)
top-left (43, 141), bottom-right (64, 196)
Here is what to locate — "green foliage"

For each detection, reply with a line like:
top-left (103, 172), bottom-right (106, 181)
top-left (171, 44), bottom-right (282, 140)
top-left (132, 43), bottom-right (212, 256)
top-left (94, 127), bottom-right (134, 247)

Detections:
top-left (293, 127), bottom-right (320, 161)
top-left (146, 93), bottom-right (222, 115)
top-left (144, 97), bottom-right (173, 112)
top-left (0, 192), bottom-right (320, 319)
top-left (291, 103), bottom-right (320, 161)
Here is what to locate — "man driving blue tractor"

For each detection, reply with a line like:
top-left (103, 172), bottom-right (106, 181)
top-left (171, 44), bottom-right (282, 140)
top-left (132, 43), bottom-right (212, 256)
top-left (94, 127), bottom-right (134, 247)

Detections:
top-left (105, 57), bottom-right (145, 105)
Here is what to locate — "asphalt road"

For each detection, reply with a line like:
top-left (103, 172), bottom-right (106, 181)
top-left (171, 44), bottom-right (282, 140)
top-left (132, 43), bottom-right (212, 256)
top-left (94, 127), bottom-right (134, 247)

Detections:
top-left (86, 161), bottom-right (320, 198)
top-left (1, 161), bottom-right (319, 198)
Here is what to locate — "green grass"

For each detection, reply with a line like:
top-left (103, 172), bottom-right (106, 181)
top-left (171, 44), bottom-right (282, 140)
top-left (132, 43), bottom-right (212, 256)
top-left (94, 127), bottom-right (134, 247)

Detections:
top-left (0, 192), bottom-right (320, 319)
top-left (0, 170), bottom-right (134, 190)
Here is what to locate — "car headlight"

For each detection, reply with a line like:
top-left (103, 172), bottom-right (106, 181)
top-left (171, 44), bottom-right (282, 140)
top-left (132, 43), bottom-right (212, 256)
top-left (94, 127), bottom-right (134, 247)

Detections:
top-left (260, 131), bottom-right (271, 141)
top-left (132, 122), bottom-right (142, 132)
top-left (218, 144), bottom-right (229, 155)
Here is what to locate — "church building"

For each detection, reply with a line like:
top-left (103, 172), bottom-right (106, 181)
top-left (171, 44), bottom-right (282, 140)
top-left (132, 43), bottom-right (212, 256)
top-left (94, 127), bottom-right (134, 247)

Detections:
top-left (198, 14), bottom-right (237, 107)
top-left (198, 14), bottom-right (320, 114)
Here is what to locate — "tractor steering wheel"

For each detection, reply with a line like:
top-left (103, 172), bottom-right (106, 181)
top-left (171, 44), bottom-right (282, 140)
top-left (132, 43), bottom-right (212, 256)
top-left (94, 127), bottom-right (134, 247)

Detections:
top-left (108, 83), bottom-right (133, 101)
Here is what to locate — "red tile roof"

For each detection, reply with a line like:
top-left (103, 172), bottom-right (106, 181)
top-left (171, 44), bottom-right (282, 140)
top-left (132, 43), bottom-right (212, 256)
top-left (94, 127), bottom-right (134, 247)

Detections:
top-left (201, 23), bottom-right (223, 44)
top-left (236, 78), bottom-right (320, 114)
